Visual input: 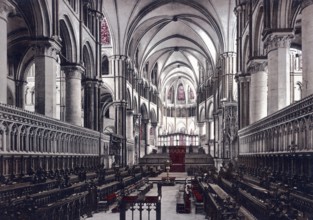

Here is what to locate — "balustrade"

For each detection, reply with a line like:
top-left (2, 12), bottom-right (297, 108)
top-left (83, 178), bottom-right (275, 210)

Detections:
top-left (0, 103), bottom-right (103, 176)
top-left (239, 94), bottom-right (313, 154)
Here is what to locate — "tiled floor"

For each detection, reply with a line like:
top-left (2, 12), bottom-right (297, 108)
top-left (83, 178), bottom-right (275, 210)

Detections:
top-left (87, 183), bottom-right (206, 220)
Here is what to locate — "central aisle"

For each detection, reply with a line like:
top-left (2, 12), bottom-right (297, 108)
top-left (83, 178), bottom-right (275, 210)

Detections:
top-left (88, 183), bottom-right (206, 220)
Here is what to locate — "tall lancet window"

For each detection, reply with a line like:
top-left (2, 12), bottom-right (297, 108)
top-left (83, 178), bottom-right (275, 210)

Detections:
top-left (177, 83), bottom-right (185, 101)
top-left (101, 18), bottom-right (111, 45)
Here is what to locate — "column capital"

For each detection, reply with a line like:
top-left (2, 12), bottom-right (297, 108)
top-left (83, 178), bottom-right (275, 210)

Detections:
top-left (198, 122), bottom-right (205, 127)
top-left (142, 118), bottom-right (150, 124)
top-left (220, 52), bottom-right (236, 58)
top-left (15, 79), bottom-right (27, 86)
top-left (109, 55), bottom-right (128, 61)
top-left (33, 37), bottom-right (61, 60)
top-left (133, 113), bottom-right (142, 121)
top-left (83, 78), bottom-right (99, 87)
top-left (127, 108), bottom-right (134, 115)
top-left (235, 72), bottom-right (250, 83)
top-left (234, 5), bottom-right (243, 16)
top-left (0, 1), bottom-right (15, 21)
top-left (62, 64), bottom-right (84, 80)
top-left (151, 122), bottom-right (158, 127)
top-left (302, 0), bottom-right (313, 9)
top-left (247, 59), bottom-right (268, 73)
top-left (264, 33), bottom-right (293, 54)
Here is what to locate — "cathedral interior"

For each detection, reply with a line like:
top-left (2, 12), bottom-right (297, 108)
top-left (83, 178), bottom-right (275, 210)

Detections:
top-left (0, 0), bottom-right (313, 219)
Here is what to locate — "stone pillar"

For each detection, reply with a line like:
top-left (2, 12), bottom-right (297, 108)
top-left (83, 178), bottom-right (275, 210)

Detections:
top-left (84, 80), bottom-right (95, 129)
top-left (153, 123), bottom-right (158, 147)
top-left (221, 52), bottom-right (237, 102)
top-left (15, 80), bottom-right (27, 108)
top-left (198, 122), bottom-right (204, 148)
top-left (265, 33), bottom-right (293, 115)
top-left (302, 0), bottom-right (313, 97)
top-left (62, 64), bottom-right (84, 126)
top-left (146, 120), bottom-right (151, 147)
top-left (237, 73), bottom-right (250, 128)
top-left (248, 60), bottom-right (268, 124)
top-left (34, 39), bottom-right (61, 118)
top-left (109, 55), bottom-right (128, 165)
top-left (0, 1), bottom-right (14, 104)
top-left (126, 109), bottom-right (134, 140)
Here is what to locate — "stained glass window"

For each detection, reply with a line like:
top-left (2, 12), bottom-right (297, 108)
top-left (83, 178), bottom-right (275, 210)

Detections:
top-left (101, 19), bottom-right (111, 45)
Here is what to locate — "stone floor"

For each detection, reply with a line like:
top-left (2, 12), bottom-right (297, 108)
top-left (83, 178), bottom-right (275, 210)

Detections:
top-left (87, 175), bottom-right (206, 220)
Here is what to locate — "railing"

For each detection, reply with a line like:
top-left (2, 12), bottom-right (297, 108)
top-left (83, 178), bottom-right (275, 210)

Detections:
top-left (238, 94), bottom-right (313, 155)
top-left (0, 103), bottom-right (99, 154)
top-left (0, 103), bottom-right (102, 175)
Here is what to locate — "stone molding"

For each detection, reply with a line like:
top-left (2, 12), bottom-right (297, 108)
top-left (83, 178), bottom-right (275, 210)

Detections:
top-left (0, 1), bottom-right (15, 21)
top-left (221, 52), bottom-right (236, 58)
top-left (62, 64), bottom-right (84, 80)
top-left (33, 38), bottom-right (61, 60)
top-left (151, 122), bottom-right (158, 127)
top-left (302, 0), bottom-right (313, 9)
top-left (264, 33), bottom-right (293, 54)
top-left (247, 60), bottom-right (268, 73)
top-left (0, 103), bottom-right (99, 141)
top-left (109, 55), bottom-right (128, 61)
top-left (236, 72), bottom-right (251, 83)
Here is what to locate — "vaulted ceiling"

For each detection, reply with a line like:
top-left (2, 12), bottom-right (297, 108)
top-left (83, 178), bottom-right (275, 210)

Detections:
top-left (102, 0), bottom-right (236, 104)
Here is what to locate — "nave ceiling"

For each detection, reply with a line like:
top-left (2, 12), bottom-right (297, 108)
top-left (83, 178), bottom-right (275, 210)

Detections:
top-left (102, 0), bottom-right (236, 105)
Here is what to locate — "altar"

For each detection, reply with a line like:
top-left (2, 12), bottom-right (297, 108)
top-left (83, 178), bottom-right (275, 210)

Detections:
top-left (169, 146), bottom-right (186, 172)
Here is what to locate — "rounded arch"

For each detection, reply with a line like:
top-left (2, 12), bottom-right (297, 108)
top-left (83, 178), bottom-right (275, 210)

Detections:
top-left (82, 43), bottom-right (95, 78)
top-left (253, 4), bottom-right (264, 56)
top-left (199, 107), bottom-right (205, 122)
top-left (150, 109), bottom-right (157, 123)
top-left (101, 55), bottom-right (109, 75)
top-left (126, 88), bottom-right (132, 109)
top-left (59, 16), bottom-right (78, 63)
top-left (16, 47), bottom-right (35, 82)
top-left (176, 121), bottom-right (186, 133)
top-left (140, 103), bottom-right (149, 119)
top-left (207, 101), bottom-right (214, 119)
top-left (133, 96), bottom-right (138, 114)
top-left (242, 35), bottom-right (250, 72)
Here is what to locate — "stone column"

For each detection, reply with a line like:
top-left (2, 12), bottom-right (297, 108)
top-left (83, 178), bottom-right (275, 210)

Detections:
top-left (237, 73), bottom-right (250, 128)
top-left (221, 52), bottom-right (237, 102)
top-left (248, 60), bottom-right (268, 124)
top-left (198, 122), bottom-right (204, 147)
top-left (84, 80), bottom-right (95, 129)
top-left (0, 1), bottom-right (14, 104)
top-left (126, 109), bottom-right (134, 140)
top-left (302, 0), bottom-right (313, 97)
top-left (34, 39), bottom-right (61, 118)
top-left (265, 33), bottom-right (293, 115)
top-left (62, 64), bottom-right (84, 126)
top-left (109, 55), bottom-right (128, 165)
top-left (146, 120), bottom-right (151, 147)
top-left (153, 123), bottom-right (158, 147)
top-left (15, 80), bottom-right (27, 108)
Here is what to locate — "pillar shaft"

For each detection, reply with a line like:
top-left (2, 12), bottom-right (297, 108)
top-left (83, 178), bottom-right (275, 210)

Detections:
top-left (126, 109), bottom-right (134, 140)
top-left (265, 33), bottom-right (292, 115)
top-left (34, 39), bottom-right (61, 118)
top-left (146, 121), bottom-right (151, 149)
top-left (84, 80), bottom-right (95, 129)
top-left (0, 1), bottom-right (14, 103)
top-left (302, 0), bottom-right (313, 97)
top-left (238, 74), bottom-right (250, 128)
top-left (63, 64), bottom-right (84, 126)
top-left (221, 52), bottom-right (236, 102)
top-left (248, 61), bottom-right (268, 123)
top-left (110, 55), bottom-right (128, 166)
